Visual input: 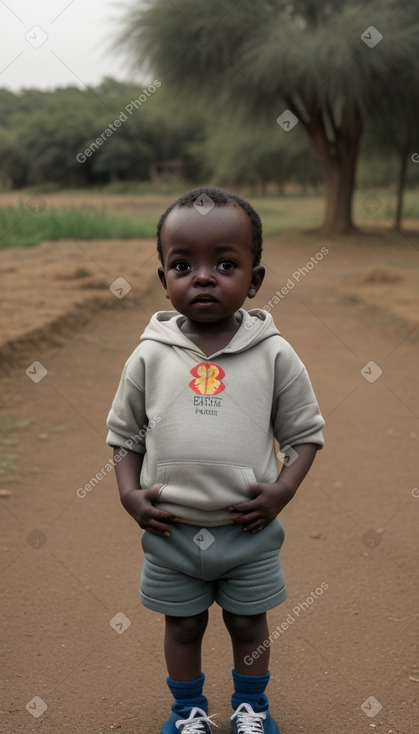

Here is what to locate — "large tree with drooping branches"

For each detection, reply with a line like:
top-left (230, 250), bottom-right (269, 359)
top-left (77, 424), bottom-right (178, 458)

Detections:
top-left (116, 0), bottom-right (419, 235)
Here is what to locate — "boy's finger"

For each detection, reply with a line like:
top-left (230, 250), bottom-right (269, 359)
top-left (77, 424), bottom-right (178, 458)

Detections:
top-left (146, 526), bottom-right (172, 537)
top-left (231, 511), bottom-right (260, 525)
top-left (152, 509), bottom-right (180, 522)
top-left (144, 518), bottom-right (176, 536)
top-left (228, 499), bottom-right (257, 512)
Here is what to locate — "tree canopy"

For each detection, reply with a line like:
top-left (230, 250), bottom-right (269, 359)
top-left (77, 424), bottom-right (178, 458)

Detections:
top-left (0, 80), bottom-right (321, 191)
top-left (116, 0), bottom-right (419, 233)
top-left (0, 81), bottom-right (204, 188)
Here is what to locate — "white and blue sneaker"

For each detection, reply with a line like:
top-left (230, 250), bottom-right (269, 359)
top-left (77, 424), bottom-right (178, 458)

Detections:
top-left (164, 706), bottom-right (217, 734)
top-left (231, 703), bottom-right (279, 734)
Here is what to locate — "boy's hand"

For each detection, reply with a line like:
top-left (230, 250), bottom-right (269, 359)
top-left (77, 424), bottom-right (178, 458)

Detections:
top-left (230, 444), bottom-right (319, 532)
top-left (228, 480), bottom-right (295, 533)
top-left (121, 484), bottom-right (179, 537)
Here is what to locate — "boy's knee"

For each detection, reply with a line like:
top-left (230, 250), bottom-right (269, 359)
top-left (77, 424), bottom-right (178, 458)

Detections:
top-left (165, 612), bottom-right (208, 644)
top-left (223, 610), bottom-right (266, 643)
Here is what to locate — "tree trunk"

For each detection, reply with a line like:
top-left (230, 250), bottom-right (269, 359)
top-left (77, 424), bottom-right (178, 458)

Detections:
top-left (302, 109), bottom-right (363, 236)
top-left (320, 154), bottom-right (358, 235)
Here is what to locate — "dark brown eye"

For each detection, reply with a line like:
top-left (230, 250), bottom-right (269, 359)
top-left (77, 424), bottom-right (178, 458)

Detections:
top-left (218, 260), bottom-right (236, 271)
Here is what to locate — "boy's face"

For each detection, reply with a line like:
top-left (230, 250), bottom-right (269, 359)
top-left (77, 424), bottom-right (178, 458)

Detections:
top-left (158, 203), bottom-right (264, 324)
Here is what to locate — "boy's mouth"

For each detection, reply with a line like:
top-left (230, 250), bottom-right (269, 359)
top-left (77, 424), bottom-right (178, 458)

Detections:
top-left (191, 294), bottom-right (218, 304)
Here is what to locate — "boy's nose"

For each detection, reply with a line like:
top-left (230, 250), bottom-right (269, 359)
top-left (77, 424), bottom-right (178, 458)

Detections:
top-left (193, 267), bottom-right (216, 285)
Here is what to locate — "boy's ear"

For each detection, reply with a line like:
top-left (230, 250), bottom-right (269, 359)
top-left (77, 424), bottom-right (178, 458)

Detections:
top-left (158, 266), bottom-right (170, 299)
top-left (247, 265), bottom-right (265, 299)
top-left (158, 266), bottom-right (167, 289)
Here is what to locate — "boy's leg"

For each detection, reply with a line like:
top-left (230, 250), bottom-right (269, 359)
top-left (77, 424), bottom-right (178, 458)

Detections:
top-left (223, 610), bottom-right (279, 733)
top-left (165, 611), bottom-right (208, 681)
top-left (162, 612), bottom-right (213, 732)
top-left (223, 610), bottom-right (269, 676)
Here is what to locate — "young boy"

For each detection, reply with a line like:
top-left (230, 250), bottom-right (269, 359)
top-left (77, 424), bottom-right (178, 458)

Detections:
top-left (106, 188), bottom-right (324, 734)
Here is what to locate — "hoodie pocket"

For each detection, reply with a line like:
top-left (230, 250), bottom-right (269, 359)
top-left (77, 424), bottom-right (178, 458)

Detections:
top-left (155, 460), bottom-right (256, 512)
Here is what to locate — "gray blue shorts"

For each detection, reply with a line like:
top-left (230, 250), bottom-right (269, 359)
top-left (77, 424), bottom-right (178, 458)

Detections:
top-left (140, 518), bottom-right (286, 616)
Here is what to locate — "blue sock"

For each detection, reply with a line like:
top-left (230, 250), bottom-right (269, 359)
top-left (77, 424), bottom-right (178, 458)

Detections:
top-left (231, 669), bottom-right (270, 712)
top-left (166, 673), bottom-right (208, 717)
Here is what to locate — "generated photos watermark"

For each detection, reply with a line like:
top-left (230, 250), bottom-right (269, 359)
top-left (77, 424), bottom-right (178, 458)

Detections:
top-left (109, 277), bottom-right (132, 299)
top-left (276, 109), bottom-right (299, 132)
top-left (26, 695), bottom-right (48, 718)
top-left (360, 26), bottom-right (383, 48)
top-left (277, 444), bottom-right (299, 467)
top-left (76, 81), bottom-right (161, 163)
top-left (26, 361), bottom-right (48, 383)
top-left (244, 247), bottom-right (329, 330)
top-left (109, 612), bottom-right (132, 634)
top-left (193, 193), bottom-right (215, 215)
top-left (193, 528), bottom-right (215, 550)
top-left (360, 361), bottom-right (382, 383)
top-left (244, 582), bottom-right (328, 665)
top-left (361, 695), bottom-right (382, 718)
top-left (77, 415), bottom-right (161, 498)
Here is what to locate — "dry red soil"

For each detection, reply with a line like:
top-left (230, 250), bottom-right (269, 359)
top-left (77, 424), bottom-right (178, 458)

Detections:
top-left (1, 224), bottom-right (418, 734)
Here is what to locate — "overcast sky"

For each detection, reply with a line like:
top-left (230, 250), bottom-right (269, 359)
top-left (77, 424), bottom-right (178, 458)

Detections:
top-left (0, 0), bottom-right (141, 92)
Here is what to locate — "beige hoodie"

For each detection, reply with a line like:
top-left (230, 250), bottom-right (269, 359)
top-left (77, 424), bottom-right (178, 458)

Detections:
top-left (106, 308), bottom-right (324, 526)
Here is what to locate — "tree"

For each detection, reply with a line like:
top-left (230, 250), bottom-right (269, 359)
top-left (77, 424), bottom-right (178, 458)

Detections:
top-left (92, 134), bottom-right (154, 182)
top-left (116, 0), bottom-right (419, 235)
top-left (17, 107), bottom-right (98, 186)
top-left (0, 129), bottom-right (28, 188)
top-left (0, 80), bottom-right (207, 188)
top-left (361, 66), bottom-right (419, 230)
top-left (195, 115), bottom-right (321, 194)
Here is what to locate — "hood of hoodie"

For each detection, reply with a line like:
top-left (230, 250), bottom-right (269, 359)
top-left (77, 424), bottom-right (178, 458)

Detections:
top-left (139, 308), bottom-right (280, 356)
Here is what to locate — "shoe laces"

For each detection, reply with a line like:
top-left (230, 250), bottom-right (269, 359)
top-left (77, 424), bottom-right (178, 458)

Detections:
top-left (231, 703), bottom-right (266, 734)
top-left (176, 707), bottom-right (218, 733)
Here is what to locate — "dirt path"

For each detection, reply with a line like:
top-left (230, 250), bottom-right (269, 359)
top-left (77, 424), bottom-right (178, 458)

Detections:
top-left (0, 238), bottom-right (159, 367)
top-left (1, 234), bottom-right (418, 734)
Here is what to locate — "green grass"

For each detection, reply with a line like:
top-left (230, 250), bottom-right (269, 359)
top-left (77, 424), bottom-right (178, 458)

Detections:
top-left (1, 186), bottom-right (419, 248)
top-left (255, 195), bottom-right (324, 235)
top-left (0, 205), bottom-right (158, 248)
top-left (0, 417), bottom-right (33, 432)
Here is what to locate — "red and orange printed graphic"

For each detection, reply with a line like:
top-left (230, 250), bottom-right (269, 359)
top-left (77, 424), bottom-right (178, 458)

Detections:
top-left (189, 362), bottom-right (225, 395)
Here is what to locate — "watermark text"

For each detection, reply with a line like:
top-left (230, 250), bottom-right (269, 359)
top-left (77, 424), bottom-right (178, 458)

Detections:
top-left (244, 582), bottom-right (328, 665)
top-left (76, 81), bottom-right (161, 163)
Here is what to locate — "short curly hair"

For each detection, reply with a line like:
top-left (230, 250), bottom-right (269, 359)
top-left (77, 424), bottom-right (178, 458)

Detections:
top-left (156, 187), bottom-right (263, 266)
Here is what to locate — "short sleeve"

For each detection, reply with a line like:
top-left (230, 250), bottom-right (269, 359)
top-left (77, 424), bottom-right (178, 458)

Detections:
top-left (106, 349), bottom-right (147, 454)
top-left (271, 341), bottom-right (325, 450)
